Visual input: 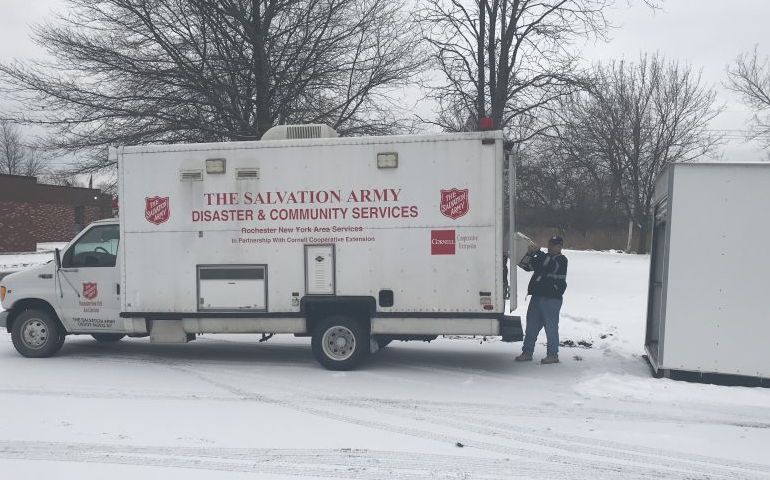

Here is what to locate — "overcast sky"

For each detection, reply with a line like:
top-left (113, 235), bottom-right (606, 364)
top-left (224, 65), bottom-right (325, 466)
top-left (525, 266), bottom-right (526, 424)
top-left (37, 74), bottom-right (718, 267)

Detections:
top-left (0, 0), bottom-right (767, 162)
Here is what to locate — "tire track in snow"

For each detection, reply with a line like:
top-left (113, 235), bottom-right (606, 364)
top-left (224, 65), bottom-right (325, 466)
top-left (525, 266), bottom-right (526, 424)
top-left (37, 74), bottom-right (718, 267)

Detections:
top-left (339, 397), bottom-right (770, 480)
top-left (16, 346), bottom-right (767, 479)
top-left (372, 358), bottom-right (770, 425)
top-left (2, 380), bottom-right (765, 432)
top-left (340, 392), bottom-right (770, 430)
top-left (162, 363), bottom-right (653, 479)
top-left (182, 362), bottom-right (768, 480)
top-left (0, 441), bottom-right (518, 480)
top-left (175, 359), bottom-right (770, 479)
top-left (58, 343), bottom-right (770, 426)
top-left (165, 361), bottom-right (757, 480)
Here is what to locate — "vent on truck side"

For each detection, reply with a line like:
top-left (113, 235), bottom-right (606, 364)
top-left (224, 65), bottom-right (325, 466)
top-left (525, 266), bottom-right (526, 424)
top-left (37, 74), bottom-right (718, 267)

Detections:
top-left (288, 125), bottom-right (322, 139)
top-left (179, 170), bottom-right (203, 181)
top-left (236, 168), bottom-right (260, 180)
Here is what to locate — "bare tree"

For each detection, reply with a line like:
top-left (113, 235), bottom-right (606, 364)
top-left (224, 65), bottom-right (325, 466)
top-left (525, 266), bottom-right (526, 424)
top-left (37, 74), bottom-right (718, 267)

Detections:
top-left (726, 45), bottom-right (770, 149)
top-left (20, 147), bottom-right (49, 178)
top-left (0, 120), bottom-right (49, 177)
top-left (41, 168), bottom-right (85, 188)
top-left (0, 120), bottom-right (25, 175)
top-left (0, 0), bottom-right (424, 174)
top-left (418, 0), bottom-right (614, 141)
top-left (554, 54), bottom-right (722, 252)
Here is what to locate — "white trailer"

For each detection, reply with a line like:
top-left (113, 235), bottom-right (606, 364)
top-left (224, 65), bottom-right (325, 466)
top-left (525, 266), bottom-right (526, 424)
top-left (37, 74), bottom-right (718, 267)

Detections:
top-left (645, 162), bottom-right (770, 383)
top-left (0, 126), bottom-right (522, 370)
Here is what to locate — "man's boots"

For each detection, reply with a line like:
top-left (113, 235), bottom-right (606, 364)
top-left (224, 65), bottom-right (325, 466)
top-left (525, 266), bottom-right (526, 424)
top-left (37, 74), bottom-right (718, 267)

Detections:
top-left (515, 352), bottom-right (533, 362)
top-left (541, 355), bottom-right (559, 364)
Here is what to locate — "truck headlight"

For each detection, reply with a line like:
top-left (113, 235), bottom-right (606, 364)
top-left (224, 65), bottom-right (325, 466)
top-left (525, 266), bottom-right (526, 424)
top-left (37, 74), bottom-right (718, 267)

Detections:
top-left (0, 286), bottom-right (6, 302)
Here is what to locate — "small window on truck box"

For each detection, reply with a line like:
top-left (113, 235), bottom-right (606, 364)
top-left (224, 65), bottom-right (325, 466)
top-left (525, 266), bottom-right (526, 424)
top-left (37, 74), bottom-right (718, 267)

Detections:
top-left (197, 265), bottom-right (267, 312)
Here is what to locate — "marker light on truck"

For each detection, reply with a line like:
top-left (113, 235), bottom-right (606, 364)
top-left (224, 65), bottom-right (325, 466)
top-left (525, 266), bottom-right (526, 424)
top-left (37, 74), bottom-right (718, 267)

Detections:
top-left (377, 152), bottom-right (398, 169)
top-left (0, 286), bottom-right (6, 302)
top-left (206, 158), bottom-right (226, 174)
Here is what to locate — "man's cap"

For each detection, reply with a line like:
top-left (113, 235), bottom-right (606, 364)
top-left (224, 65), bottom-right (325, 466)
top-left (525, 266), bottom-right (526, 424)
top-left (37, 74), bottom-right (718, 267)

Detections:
top-left (548, 235), bottom-right (563, 245)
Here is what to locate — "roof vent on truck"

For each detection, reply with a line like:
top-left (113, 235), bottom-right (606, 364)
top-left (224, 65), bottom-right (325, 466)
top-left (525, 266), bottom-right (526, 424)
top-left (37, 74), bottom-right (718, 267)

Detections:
top-left (261, 124), bottom-right (338, 141)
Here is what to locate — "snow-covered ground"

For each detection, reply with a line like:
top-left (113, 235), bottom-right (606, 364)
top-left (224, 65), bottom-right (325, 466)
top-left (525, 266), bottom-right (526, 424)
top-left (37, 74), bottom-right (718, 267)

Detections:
top-left (0, 250), bottom-right (769, 479)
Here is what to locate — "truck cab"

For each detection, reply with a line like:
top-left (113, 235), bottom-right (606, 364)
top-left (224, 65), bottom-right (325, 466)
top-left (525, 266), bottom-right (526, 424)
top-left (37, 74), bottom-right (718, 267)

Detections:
top-left (0, 219), bottom-right (125, 357)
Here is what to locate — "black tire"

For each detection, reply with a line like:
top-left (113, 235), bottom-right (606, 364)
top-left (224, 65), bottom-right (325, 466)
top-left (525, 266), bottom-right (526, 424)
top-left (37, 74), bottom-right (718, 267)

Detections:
top-left (11, 309), bottom-right (65, 358)
top-left (92, 333), bottom-right (126, 343)
top-left (311, 315), bottom-right (369, 371)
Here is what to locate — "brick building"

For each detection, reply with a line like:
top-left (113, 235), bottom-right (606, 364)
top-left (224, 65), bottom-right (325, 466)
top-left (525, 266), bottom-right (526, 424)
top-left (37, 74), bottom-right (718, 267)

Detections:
top-left (0, 174), bottom-right (113, 252)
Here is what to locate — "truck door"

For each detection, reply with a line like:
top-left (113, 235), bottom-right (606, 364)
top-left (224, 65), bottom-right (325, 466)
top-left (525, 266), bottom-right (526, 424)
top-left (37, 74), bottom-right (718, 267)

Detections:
top-left (58, 224), bottom-right (124, 333)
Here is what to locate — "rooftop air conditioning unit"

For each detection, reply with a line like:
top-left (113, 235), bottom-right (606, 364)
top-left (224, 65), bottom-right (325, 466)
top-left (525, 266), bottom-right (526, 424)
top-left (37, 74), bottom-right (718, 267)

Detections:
top-left (261, 124), bottom-right (339, 141)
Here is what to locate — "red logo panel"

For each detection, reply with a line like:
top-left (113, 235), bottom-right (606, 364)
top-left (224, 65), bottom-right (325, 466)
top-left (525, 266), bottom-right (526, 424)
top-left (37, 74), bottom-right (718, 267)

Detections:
top-left (82, 282), bottom-right (98, 300)
top-left (440, 189), bottom-right (469, 220)
top-left (145, 196), bottom-right (170, 225)
top-left (431, 230), bottom-right (456, 255)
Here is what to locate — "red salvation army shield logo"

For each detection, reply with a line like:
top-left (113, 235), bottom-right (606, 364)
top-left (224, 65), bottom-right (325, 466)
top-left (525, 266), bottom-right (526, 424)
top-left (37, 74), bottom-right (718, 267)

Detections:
top-left (440, 189), bottom-right (469, 220)
top-left (145, 196), bottom-right (170, 225)
top-left (82, 282), bottom-right (98, 300)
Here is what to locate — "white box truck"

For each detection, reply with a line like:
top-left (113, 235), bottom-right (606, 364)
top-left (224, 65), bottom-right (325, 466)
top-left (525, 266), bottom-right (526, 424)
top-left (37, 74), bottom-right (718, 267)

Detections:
top-left (645, 162), bottom-right (770, 384)
top-left (0, 126), bottom-right (523, 370)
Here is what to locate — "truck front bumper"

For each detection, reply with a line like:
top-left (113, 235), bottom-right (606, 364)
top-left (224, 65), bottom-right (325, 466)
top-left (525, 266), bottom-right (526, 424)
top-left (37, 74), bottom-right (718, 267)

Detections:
top-left (0, 310), bottom-right (8, 330)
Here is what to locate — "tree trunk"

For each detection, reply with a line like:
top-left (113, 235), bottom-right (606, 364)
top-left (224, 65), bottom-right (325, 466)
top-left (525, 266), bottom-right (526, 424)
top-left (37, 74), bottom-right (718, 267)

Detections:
top-left (636, 217), bottom-right (650, 254)
top-left (251, 0), bottom-right (271, 138)
top-left (625, 218), bottom-right (634, 252)
top-left (477, 0), bottom-right (486, 122)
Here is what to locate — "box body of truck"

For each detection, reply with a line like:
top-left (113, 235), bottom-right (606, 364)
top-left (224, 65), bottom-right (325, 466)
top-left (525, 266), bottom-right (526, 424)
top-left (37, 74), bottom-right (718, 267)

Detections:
top-left (645, 162), bottom-right (770, 382)
top-left (118, 130), bottom-right (521, 364)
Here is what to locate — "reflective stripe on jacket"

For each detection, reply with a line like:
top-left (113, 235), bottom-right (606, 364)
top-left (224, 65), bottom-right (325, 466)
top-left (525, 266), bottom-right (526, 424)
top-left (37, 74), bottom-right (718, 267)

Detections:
top-left (522, 251), bottom-right (568, 299)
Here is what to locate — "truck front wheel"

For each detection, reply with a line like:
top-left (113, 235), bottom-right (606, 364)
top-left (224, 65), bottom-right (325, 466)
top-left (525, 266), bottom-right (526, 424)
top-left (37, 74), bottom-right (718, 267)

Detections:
top-left (311, 315), bottom-right (369, 371)
top-left (11, 309), bottom-right (65, 358)
top-left (92, 333), bottom-right (125, 343)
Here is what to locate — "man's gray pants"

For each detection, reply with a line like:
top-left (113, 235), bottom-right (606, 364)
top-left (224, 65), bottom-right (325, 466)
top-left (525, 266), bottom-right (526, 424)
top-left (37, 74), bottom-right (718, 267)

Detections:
top-left (522, 296), bottom-right (563, 356)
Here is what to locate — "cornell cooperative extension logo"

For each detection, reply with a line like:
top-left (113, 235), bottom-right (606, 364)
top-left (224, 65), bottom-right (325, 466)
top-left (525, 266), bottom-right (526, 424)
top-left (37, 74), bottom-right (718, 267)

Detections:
top-left (431, 230), bottom-right (456, 255)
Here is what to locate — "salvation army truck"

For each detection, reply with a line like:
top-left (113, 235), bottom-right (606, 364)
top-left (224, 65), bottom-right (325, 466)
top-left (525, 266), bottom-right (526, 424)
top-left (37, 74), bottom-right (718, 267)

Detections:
top-left (0, 126), bottom-right (523, 370)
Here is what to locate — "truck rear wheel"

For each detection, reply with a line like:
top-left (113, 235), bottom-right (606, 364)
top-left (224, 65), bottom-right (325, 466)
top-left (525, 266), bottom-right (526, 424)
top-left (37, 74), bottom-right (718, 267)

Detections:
top-left (311, 315), bottom-right (369, 371)
top-left (11, 309), bottom-right (65, 358)
top-left (92, 333), bottom-right (126, 343)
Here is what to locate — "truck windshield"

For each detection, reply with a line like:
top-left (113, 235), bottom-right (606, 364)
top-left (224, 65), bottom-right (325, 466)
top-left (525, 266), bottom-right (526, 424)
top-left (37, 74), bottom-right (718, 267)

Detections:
top-left (62, 224), bottom-right (120, 268)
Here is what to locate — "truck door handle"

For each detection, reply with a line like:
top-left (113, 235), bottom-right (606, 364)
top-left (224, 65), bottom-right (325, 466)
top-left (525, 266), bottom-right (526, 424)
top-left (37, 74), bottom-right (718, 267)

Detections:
top-left (61, 268), bottom-right (79, 273)
top-left (116, 283), bottom-right (121, 295)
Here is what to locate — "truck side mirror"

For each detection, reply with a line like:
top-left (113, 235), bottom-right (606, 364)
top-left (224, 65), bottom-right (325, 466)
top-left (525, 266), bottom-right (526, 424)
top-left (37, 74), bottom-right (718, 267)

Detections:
top-left (54, 248), bottom-right (61, 270)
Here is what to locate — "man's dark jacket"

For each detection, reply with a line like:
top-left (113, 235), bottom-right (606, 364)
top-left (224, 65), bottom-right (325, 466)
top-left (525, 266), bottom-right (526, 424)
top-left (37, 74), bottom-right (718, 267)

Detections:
top-left (522, 251), bottom-right (568, 299)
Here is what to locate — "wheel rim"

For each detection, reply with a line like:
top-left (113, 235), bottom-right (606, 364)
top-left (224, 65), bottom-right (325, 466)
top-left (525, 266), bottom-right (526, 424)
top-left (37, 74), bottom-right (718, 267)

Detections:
top-left (321, 326), bottom-right (356, 361)
top-left (21, 318), bottom-right (49, 349)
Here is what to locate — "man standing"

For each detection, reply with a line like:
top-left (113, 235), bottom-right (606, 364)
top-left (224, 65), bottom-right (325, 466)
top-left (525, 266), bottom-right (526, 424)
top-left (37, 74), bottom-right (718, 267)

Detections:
top-left (516, 236), bottom-right (568, 364)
